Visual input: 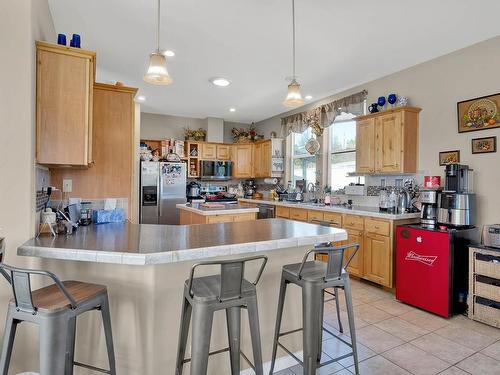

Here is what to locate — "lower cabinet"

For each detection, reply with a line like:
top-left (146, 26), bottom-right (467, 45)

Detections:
top-left (180, 211), bottom-right (256, 224)
top-left (363, 232), bottom-right (391, 287)
top-left (276, 206), bottom-right (290, 218)
top-left (344, 229), bottom-right (364, 278)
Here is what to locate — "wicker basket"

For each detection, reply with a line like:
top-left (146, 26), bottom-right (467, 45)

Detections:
top-left (474, 253), bottom-right (500, 279)
top-left (475, 279), bottom-right (500, 301)
top-left (472, 300), bottom-right (500, 328)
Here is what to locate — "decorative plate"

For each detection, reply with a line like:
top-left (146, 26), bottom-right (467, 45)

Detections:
top-left (305, 138), bottom-right (320, 155)
top-left (468, 99), bottom-right (497, 121)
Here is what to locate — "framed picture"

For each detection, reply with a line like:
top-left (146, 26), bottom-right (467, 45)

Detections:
top-left (472, 136), bottom-right (497, 154)
top-left (457, 92), bottom-right (500, 133)
top-left (439, 150), bottom-right (460, 166)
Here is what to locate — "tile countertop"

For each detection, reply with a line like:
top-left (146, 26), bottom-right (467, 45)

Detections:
top-left (17, 220), bottom-right (346, 265)
top-left (176, 203), bottom-right (259, 216)
top-left (239, 198), bottom-right (421, 220)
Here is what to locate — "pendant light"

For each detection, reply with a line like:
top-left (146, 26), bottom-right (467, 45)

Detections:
top-left (283, 0), bottom-right (304, 107)
top-left (144, 0), bottom-right (172, 85)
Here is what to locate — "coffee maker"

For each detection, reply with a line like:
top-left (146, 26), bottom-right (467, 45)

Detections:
top-left (438, 164), bottom-right (475, 227)
top-left (420, 189), bottom-right (440, 227)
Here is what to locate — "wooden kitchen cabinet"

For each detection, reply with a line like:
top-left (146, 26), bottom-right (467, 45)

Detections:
top-left (36, 41), bottom-right (96, 166)
top-left (253, 139), bottom-right (280, 178)
top-left (356, 118), bottom-right (376, 173)
top-left (201, 143), bottom-right (217, 159)
top-left (261, 140), bottom-right (272, 177)
top-left (290, 207), bottom-right (308, 222)
top-left (355, 107), bottom-right (420, 174)
top-left (254, 142), bottom-right (263, 177)
top-left (216, 145), bottom-right (231, 160)
top-left (344, 229), bottom-right (364, 277)
top-left (307, 210), bottom-right (324, 223)
top-left (276, 206), bottom-right (290, 218)
top-left (232, 144), bottom-right (254, 178)
top-left (363, 232), bottom-right (392, 287)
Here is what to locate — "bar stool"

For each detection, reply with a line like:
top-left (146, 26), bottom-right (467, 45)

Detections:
top-left (0, 243), bottom-right (116, 375)
top-left (175, 255), bottom-right (268, 375)
top-left (269, 244), bottom-right (360, 375)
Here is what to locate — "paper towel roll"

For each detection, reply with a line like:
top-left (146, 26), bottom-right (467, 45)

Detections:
top-left (263, 178), bottom-right (278, 185)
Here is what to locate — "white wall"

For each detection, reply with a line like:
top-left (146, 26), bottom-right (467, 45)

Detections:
top-left (140, 112), bottom-right (250, 144)
top-left (256, 36), bottom-right (500, 227)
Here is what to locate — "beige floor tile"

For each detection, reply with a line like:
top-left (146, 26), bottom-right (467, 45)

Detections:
top-left (347, 355), bottom-right (411, 375)
top-left (356, 325), bottom-right (404, 353)
top-left (481, 340), bottom-right (500, 360)
top-left (456, 352), bottom-right (500, 375)
top-left (332, 370), bottom-right (352, 375)
top-left (375, 316), bottom-right (429, 341)
top-left (399, 309), bottom-right (451, 331)
top-left (449, 315), bottom-right (500, 339)
top-left (322, 338), bottom-right (353, 360)
top-left (316, 361), bottom-right (344, 375)
top-left (434, 325), bottom-right (497, 351)
top-left (337, 341), bottom-right (376, 368)
top-left (324, 310), bottom-right (370, 333)
top-left (437, 366), bottom-right (470, 375)
top-left (354, 304), bottom-right (393, 324)
top-left (382, 343), bottom-right (450, 375)
top-left (371, 299), bottom-right (414, 316)
top-left (410, 333), bottom-right (475, 364)
top-left (355, 289), bottom-right (392, 304)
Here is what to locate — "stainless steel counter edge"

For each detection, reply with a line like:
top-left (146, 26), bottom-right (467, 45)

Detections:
top-left (17, 225), bottom-right (347, 266)
top-left (239, 198), bottom-right (421, 220)
top-left (176, 203), bottom-right (259, 216)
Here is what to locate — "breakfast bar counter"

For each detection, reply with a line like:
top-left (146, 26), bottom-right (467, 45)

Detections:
top-left (17, 220), bottom-right (346, 374)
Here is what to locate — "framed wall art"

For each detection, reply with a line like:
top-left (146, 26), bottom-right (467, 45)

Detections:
top-left (457, 92), bottom-right (500, 133)
top-left (439, 150), bottom-right (460, 166)
top-left (472, 136), bottom-right (496, 154)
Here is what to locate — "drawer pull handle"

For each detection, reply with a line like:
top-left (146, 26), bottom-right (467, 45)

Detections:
top-left (374, 226), bottom-right (379, 229)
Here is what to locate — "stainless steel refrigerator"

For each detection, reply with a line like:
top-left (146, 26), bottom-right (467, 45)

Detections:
top-left (140, 161), bottom-right (187, 224)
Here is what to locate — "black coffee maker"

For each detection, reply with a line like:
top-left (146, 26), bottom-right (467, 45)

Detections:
top-left (444, 164), bottom-right (472, 193)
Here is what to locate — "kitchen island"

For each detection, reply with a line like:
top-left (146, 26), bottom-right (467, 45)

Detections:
top-left (17, 220), bottom-right (346, 374)
top-left (177, 202), bottom-right (258, 224)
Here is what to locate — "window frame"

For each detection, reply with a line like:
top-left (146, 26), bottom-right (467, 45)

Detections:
top-left (290, 128), bottom-right (317, 185)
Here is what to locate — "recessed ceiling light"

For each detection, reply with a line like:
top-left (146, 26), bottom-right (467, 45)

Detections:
top-left (210, 77), bottom-right (231, 87)
top-left (305, 95), bottom-right (313, 100)
top-left (163, 50), bottom-right (175, 57)
top-left (229, 108), bottom-right (236, 112)
top-left (136, 95), bottom-right (146, 102)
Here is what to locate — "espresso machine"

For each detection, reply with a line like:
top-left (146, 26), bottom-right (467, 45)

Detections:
top-left (437, 164), bottom-right (475, 228)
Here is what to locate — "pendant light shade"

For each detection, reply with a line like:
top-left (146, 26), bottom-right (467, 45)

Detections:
top-left (144, 0), bottom-right (172, 85)
top-left (283, 78), bottom-right (304, 107)
top-left (144, 52), bottom-right (172, 85)
top-left (283, 0), bottom-right (303, 107)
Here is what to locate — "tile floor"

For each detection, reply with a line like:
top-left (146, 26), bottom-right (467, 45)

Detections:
top-left (275, 278), bottom-right (500, 375)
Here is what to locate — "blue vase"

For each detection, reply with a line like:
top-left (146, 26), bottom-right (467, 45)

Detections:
top-left (57, 34), bottom-right (66, 46)
top-left (388, 93), bottom-right (397, 107)
top-left (377, 96), bottom-right (386, 109)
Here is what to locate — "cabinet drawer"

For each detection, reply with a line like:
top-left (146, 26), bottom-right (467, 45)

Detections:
top-left (290, 208), bottom-right (308, 221)
top-left (323, 212), bottom-right (342, 227)
top-left (233, 213), bottom-right (256, 222)
top-left (343, 215), bottom-right (364, 230)
top-left (207, 215), bottom-right (233, 224)
top-left (307, 210), bottom-right (324, 223)
top-left (276, 206), bottom-right (290, 218)
top-left (475, 253), bottom-right (500, 279)
top-left (365, 218), bottom-right (390, 236)
top-left (217, 145), bottom-right (231, 160)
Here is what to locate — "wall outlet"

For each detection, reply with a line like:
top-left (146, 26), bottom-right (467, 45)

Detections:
top-left (62, 179), bottom-right (72, 193)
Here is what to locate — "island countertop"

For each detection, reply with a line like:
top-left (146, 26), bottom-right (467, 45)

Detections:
top-left (176, 202), bottom-right (259, 216)
top-left (18, 220), bottom-right (347, 265)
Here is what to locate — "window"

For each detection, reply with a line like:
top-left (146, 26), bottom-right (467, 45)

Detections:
top-left (329, 112), bottom-right (364, 190)
top-left (291, 127), bottom-right (317, 184)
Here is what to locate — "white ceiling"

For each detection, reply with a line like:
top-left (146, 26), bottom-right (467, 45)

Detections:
top-left (48, 0), bottom-right (500, 123)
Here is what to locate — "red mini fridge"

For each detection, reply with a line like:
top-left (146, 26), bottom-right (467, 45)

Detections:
top-left (395, 225), bottom-right (476, 317)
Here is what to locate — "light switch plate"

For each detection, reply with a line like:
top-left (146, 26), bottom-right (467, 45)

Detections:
top-left (62, 179), bottom-right (72, 193)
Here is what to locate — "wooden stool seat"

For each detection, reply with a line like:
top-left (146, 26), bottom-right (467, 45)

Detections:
top-left (10, 280), bottom-right (106, 313)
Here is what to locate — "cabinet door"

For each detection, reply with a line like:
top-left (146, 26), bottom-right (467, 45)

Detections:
top-left (290, 208), bottom-right (308, 222)
top-left (202, 143), bottom-right (217, 159)
top-left (276, 206), bottom-right (290, 218)
top-left (356, 118), bottom-right (375, 173)
top-left (254, 143), bottom-right (262, 177)
top-left (344, 229), bottom-right (364, 277)
top-left (233, 145), bottom-right (253, 178)
top-left (207, 215), bottom-right (233, 224)
top-left (364, 232), bottom-right (391, 286)
top-left (375, 112), bottom-right (403, 173)
top-left (36, 48), bottom-right (93, 166)
top-left (261, 141), bottom-right (272, 177)
top-left (216, 145), bottom-right (231, 160)
top-left (233, 213), bottom-right (256, 222)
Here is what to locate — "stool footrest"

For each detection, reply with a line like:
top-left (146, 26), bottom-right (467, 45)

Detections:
top-left (182, 347), bottom-right (258, 371)
top-left (74, 361), bottom-right (111, 374)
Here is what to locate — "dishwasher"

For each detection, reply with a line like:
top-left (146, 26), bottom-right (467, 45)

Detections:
top-left (257, 204), bottom-right (276, 219)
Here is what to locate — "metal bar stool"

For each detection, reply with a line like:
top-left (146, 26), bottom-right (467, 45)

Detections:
top-left (0, 239), bottom-right (116, 375)
top-left (269, 244), bottom-right (360, 375)
top-left (175, 255), bottom-right (268, 375)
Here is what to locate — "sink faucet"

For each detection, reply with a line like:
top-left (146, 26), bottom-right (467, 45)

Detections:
top-left (306, 183), bottom-right (316, 193)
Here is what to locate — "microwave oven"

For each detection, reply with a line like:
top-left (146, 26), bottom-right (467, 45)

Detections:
top-left (200, 160), bottom-right (233, 180)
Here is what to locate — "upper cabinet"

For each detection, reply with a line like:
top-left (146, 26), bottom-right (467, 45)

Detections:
top-left (355, 107), bottom-right (421, 174)
top-left (216, 145), bottom-right (231, 160)
top-left (232, 144), bottom-right (254, 178)
top-left (253, 139), bottom-right (284, 178)
top-left (36, 41), bottom-right (96, 167)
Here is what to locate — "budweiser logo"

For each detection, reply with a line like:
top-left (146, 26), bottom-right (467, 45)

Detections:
top-left (405, 251), bottom-right (437, 266)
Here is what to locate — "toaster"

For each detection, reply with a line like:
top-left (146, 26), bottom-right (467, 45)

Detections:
top-left (482, 224), bottom-right (500, 248)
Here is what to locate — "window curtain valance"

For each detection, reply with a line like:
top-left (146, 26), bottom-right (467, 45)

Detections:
top-left (281, 90), bottom-right (367, 136)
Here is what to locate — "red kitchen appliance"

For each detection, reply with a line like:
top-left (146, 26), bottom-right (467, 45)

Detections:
top-left (396, 225), bottom-right (477, 317)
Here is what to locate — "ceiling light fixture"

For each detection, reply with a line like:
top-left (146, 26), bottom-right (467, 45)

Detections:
top-left (210, 77), bottom-right (231, 87)
top-left (283, 0), bottom-right (304, 108)
top-left (229, 108), bottom-right (236, 112)
top-left (305, 95), bottom-right (313, 100)
top-left (136, 95), bottom-right (146, 102)
top-left (163, 50), bottom-right (175, 57)
top-left (144, 0), bottom-right (172, 85)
